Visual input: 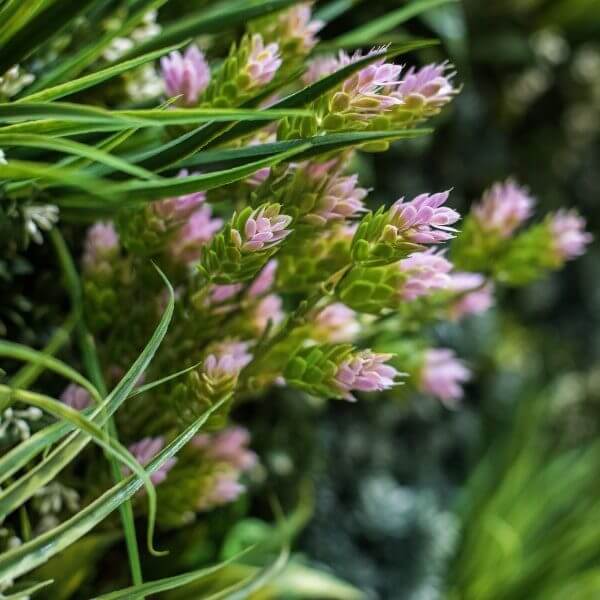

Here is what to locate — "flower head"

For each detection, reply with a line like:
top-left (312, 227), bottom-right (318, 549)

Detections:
top-left (231, 206), bottom-right (292, 252)
top-left (23, 205), bottom-right (59, 244)
top-left (82, 222), bottom-right (119, 270)
top-left (279, 2), bottom-right (324, 53)
top-left (60, 384), bottom-right (92, 411)
top-left (161, 45), bottom-right (210, 105)
top-left (204, 341), bottom-right (253, 382)
top-left (170, 205), bottom-right (223, 263)
top-left (418, 348), bottom-right (471, 407)
top-left (448, 272), bottom-right (494, 320)
top-left (398, 250), bottom-right (453, 301)
top-left (152, 170), bottom-right (206, 222)
top-left (394, 62), bottom-right (458, 111)
top-left (305, 170), bottom-right (368, 226)
top-left (549, 209), bottom-right (593, 261)
top-left (196, 472), bottom-right (246, 510)
top-left (334, 350), bottom-right (399, 401)
top-left (251, 293), bottom-right (285, 334)
top-left (245, 34), bottom-right (282, 87)
top-left (247, 259), bottom-right (278, 298)
top-left (126, 437), bottom-right (176, 485)
top-left (193, 426), bottom-right (257, 471)
top-left (303, 55), bottom-right (341, 84)
top-left (388, 190), bottom-right (460, 244)
top-left (313, 303), bottom-right (360, 343)
top-left (473, 179), bottom-right (535, 238)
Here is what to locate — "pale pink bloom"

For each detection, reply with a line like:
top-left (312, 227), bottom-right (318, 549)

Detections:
top-left (388, 191), bottom-right (460, 244)
top-left (82, 222), bottom-right (119, 270)
top-left (398, 251), bottom-right (453, 301)
top-left (473, 179), bottom-right (535, 238)
top-left (152, 170), bottom-right (206, 221)
top-left (161, 45), bottom-right (210, 105)
top-left (247, 259), bottom-right (278, 298)
top-left (305, 172), bottom-right (368, 226)
top-left (125, 437), bottom-right (176, 485)
top-left (196, 472), bottom-right (246, 511)
top-left (279, 3), bottom-right (324, 53)
top-left (314, 303), bottom-right (360, 343)
top-left (334, 350), bottom-right (399, 401)
top-left (251, 293), bottom-right (284, 333)
top-left (245, 34), bottom-right (282, 86)
top-left (170, 205), bottom-right (223, 263)
top-left (209, 283), bottom-right (243, 304)
top-left (394, 62), bottom-right (458, 110)
top-left (193, 426), bottom-right (257, 472)
top-left (231, 206), bottom-right (292, 252)
top-left (246, 167), bottom-right (271, 187)
top-left (60, 384), bottom-right (92, 411)
top-left (204, 340), bottom-right (253, 381)
top-left (419, 348), bottom-right (471, 407)
top-left (448, 272), bottom-right (494, 320)
top-left (302, 55), bottom-right (340, 84)
top-left (549, 209), bottom-right (593, 260)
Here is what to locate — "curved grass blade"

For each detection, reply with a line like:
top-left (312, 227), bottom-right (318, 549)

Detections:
top-left (59, 144), bottom-right (311, 208)
top-left (0, 361), bottom-right (202, 486)
top-left (0, 386), bottom-right (161, 555)
top-left (1, 578), bottom-right (54, 600)
top-left (125, 0), bottom-right (298, 59)
top-left (0, 396), bottom-right (229, 582)
top-left (17, 43), bottom-right (186, 104)
top-left (0, 133), bottom-right (157, 180)
top-left (0, 266), bottom-right (174, 521)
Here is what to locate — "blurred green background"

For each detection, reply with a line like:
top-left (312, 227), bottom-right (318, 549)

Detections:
top-left (285, 1), bottom-right (600, 598)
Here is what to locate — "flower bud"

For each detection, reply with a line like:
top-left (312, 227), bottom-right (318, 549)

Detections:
top-left (161, 45), bottom-right (210, 105)
top-left (60, 384), bottom-right (92, 411)
top-left (417, 348), bottom-right (471, 407)
top-left (125, 437), bottom-right (177, 486)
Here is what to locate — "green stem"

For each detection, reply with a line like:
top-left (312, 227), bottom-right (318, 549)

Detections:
top-left (50, 230), bottom-right (145, 591)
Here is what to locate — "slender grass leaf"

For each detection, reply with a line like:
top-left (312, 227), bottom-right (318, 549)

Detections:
top-left (315, 0), bottom-right (364, 23)
top-left (0, 265), bottom-right (174, 520)
top-left (333, 0), bottom-right (457, 47)
top-left (0, 134), bottom-right (157, 180)
top-left (125, 0), bottom-right (299, 59)
top-left (0, 397), bottom-right (228, 582)
top-left (17, 42), bottom-right (186, 104)
top-left (1, 578), bottom-right (54, 600)
top-left (0, 0), bottom-right (46, 48)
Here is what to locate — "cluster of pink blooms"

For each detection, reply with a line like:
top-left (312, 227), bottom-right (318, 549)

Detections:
top-left (152, 170), bottom-right (206, 223)
top-left (549, 209), bottom-right (593, 261)
top-left (447, 272), bottom-right (494, 320)
top-left (397, 250), bottom-right (454, 301)
top-left (231, 207), bottom-right (292, 252)
top-left (392, 62), bottom-right (458, 110)
top-left (473, 179), bottom-right (535, 238)
top-left (60, 384), bottom-right (92, 411)
top-left (161, 45), bottom-right (210, 106)
top-left (387, 191), bottom-right (460, 244)
top-left (250, 294), bottom-right (285, 334)
top-left (82, 222), bottom-right (119, 271)
top-left (304, 164), bottom-right (368, 226)
top-left (277, 2), bottom-right (324, 53)
top-left (313, 303), bottom-right (360, 343)
top-left (247, 259), bottom-right (278, 297)
top-left (126, 437), bottom-right (177, 486)
top-left (169, 204), bottom-right (223, 263)
top-left (203, 340), bottom-right (253, 383)
top-left (418, 348), bottom-right (471, 407)
top-left (245, 34), bottom-right (282, 87)
top-left (334, 350), bottom-right (400, 401)
top-left (192, 426), bottom-right (257, 510)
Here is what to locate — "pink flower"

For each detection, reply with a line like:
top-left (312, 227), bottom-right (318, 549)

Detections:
top-left (196, 472), bottom-right (246, 511)
top-left (313, 303), bottom-right (360, 343)
top-left (193, 426), bottom-right (257, 472)
top-left (231, 206), bottom-right (292, 252)
top-left (394, 62), bottom-right (458, 110)
top-left (305, 171), bottom-right (368, 226)
top-left (473, 179), bottom-right (535, 238)
top-left (280, 3), bottom-right (324, 53)
top-left (60, 384), bottom-right (92, 411)
top-left (418, 348), bottom-right (471, 407)
top-left (204, 340), bottom-right (253, 381)
top-left (334, 350), bottom-right (399, 401)
top-left (549, 209), bottom-right (592, 260)
top-left (398, 251), bottom-right (453, 301)
top-left (245, 34), bottom-right (282, 87)
top-left (125, 437), bottom-right (176, 485)
top-left (448, 272), bottom-right (494, 320)
top-left (388, 191), bottom-right (460, 244)
top-left (82, 222), bottom-right (119, 270)
top-left (170, 205), bottom-right (223, 263)
top-left (303, 55), bottom-right (340, 84)
top-left (251, 293), bottom-right (284, 333)
top-left (209, 283), bottom-right (243, 304)
top-left (152, 169), bottom-right (206, 222)
top-left (247, 259), bottom-right (278, 298)
top-left (161, 45), bottom-right (210, 105)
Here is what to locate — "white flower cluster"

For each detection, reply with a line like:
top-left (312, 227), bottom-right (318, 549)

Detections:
top-left (0, 65), bottom-right (34, 98)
